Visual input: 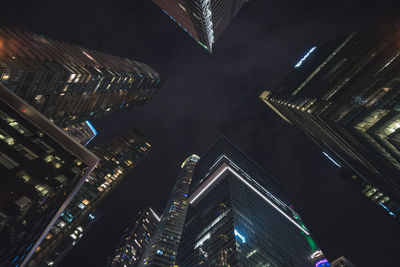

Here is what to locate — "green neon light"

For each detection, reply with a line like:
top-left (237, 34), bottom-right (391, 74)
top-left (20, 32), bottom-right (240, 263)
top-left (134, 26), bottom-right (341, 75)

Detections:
top-left (197, 41), bottom-right (208, 50)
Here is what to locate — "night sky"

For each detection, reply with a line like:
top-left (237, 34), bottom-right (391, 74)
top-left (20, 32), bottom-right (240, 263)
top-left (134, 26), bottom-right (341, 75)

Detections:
top-left (2, 0), bottom-right (400, 266)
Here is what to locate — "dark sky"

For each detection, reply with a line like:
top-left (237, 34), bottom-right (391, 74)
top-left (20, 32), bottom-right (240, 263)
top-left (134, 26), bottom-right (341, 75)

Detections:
top-left (2, 0), bottom-right (400, 266)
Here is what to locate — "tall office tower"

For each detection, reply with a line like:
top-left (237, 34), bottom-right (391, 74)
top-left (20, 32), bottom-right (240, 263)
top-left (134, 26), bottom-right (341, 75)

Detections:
top-left (0, 84), bottom-right (99, 266)
top-left (331, 256), bottom-right (356, 267)
top-left (107, 207), bottom-right (160, 267)
top-left (0, 25), bottom-right (161, 127)
top-left (152, 0), bottom-right (249, 52)
top-left (38, 209), bottom-right (102, 267)
top-left (259, 21), bottom-right (400, 219)
top-left (140, 154), bottom-right (200, 267)
top-left (28, 129), bottom-right (151, 266)
top-left (63, 121), bottom-right (97, 146)
top-left (176, 137), bottom-right (328, 266)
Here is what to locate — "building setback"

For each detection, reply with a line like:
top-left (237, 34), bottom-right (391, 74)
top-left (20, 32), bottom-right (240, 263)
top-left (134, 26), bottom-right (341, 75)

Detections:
top-left (107, 207), bottom-right (160, 267)
top-left (176, 137), bottom-right (328, 266)
top-left (152, 0), bottom-right (249, 52)
top-left (0, 25), bottom-right (161, 128)
top-left (260, 21), bottom-right (400, 220)
top-left (27, 129), bottom-right (151, 266)
top-left (0, 84), bottom-right (99, 266)
top-left (139, 154), bottom-right (200, 266)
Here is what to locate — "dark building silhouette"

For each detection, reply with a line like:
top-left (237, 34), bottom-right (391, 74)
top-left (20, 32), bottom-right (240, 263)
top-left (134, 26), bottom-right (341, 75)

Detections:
top-left (139, 154), bottom-right (200, 266)
top-left (0, 84), bottom-right (99, 266)
top-left (176, 137), bottom-right (328, 266)
top-left (0, 25), bottom-right (161, 128)
top-left (152, 0), bottom-right (249, 52)
top-left (28, 130), bottom-right (151, 266)
top-left (260, 21), bottom-right (400, 220)
top-left (108, 207), bottom-right (160, 267)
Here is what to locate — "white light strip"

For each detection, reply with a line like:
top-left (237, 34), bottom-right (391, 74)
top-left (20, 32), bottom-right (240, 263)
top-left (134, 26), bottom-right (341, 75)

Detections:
top-left (322, 152), bottom-right (341, 168)
top-left (294, 46), bottom-right (316, 68)
top-left (149, 207), bottom-right (161, 222)
top-left (189, 163), bottom-right (310, 235)
top-left (189, 164), bottom-right (228, 204)
top-left (194, 233), bottom-right (211, 249)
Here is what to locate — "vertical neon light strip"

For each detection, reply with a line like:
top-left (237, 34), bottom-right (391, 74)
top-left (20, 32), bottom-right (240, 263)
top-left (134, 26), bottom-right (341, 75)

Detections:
top-left (149, 207), bottom-right (161, 222)
top-left (84, 121), bottom-right (98, 146)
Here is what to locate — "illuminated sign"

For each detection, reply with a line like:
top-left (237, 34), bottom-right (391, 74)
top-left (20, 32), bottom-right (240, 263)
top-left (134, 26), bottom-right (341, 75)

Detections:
top-left (295, 46), bottom-right (316, 68)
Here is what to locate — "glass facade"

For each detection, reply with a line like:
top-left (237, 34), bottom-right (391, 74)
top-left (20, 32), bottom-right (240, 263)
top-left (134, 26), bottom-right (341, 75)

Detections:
top-left (139, 154), bottom-right (200, 267)
top-left (63, 121), bottom-right (97, 146)
top-left (0, 84), bottom-right (99, 266)
top-left (176, 137), bottom-right (327, 266)
top-left (0, 25), bottom-right (161, 128)
top-left (152, 0), bottom-right (249, 52)
top-left (107, 207), bottom-right (160, 267)
top-left (259, 20), bottom-right (400, 220)
top-left (28, 130), bottom-right (151, 266)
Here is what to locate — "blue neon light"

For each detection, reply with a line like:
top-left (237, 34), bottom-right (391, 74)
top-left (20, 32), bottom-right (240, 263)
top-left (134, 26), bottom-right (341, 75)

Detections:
top-left (11, 256), bottom-right (19, 264)
top-left (315, 259), bottom-right (330, 267)
top-left (85, 121), bottom-right (98, 135)
top-left (234, 229), bottom-right (246, 243)
top-left (84, 121), bottom-right (98, 146)
top-left (379, 203), bottom-right (397, 217)
top-left (322, 152), bottom-right (341, 168)
top-left (120, 100), bottom-right (126, 109)
top-left (295, 46), bottom-right (316, 68)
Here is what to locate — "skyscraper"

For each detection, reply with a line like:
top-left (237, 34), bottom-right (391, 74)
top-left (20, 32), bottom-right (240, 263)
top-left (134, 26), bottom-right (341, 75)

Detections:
top-left (176, 137), bottom-right (328, 266)
top-left (139, 154), bottom-right (200, 267)
top-left (259, 21), bottom-right (400, 219)
top-left (0, 84), bottom-right (99, 266)
top-left (0, 25), bottom-right (161, 128)
top-left (63, 121), bottom-right (98, 146)
top-left (152, 0), bottom-right (249, 52)
top-left (37, 209), bottom-right (102, 267)
top-left (107, 207), bottom-right (160, 267)
top-left (27, 129), bottom-right (151, 266)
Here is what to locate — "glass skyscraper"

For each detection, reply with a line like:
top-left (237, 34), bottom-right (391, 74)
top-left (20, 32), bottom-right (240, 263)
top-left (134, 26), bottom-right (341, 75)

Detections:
top-left (139, 154), bottom-right (200, 267)
top-left (0, 84), bottom-right (99, 266)
top-left (0, 25), bottom-right (161, 128)
top-left (152, 0), bottom-right (249, 52)
top-left (176, 137), bottom-right (328, 266)
top-left (28, 129), bottom-right (151, 266)
top-left (63, 121), bottom-right (98, 146)
top-left (107, 207), bottom-right (160, 267)
top-left (259, 20), bottom-right (400, 220)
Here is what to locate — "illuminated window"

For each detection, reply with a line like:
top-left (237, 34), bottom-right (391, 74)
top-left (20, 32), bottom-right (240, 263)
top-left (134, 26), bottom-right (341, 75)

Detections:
top-left (82, 199), bottom-right (90, 205)
top-left (14, 196), bottom-right (32, 209)
top-left (35, 184), bottom-right (50, 196)
top-left (57, 221), bottom-right (66, 228)
top-left (16, 171), bottom-right (30, 182)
